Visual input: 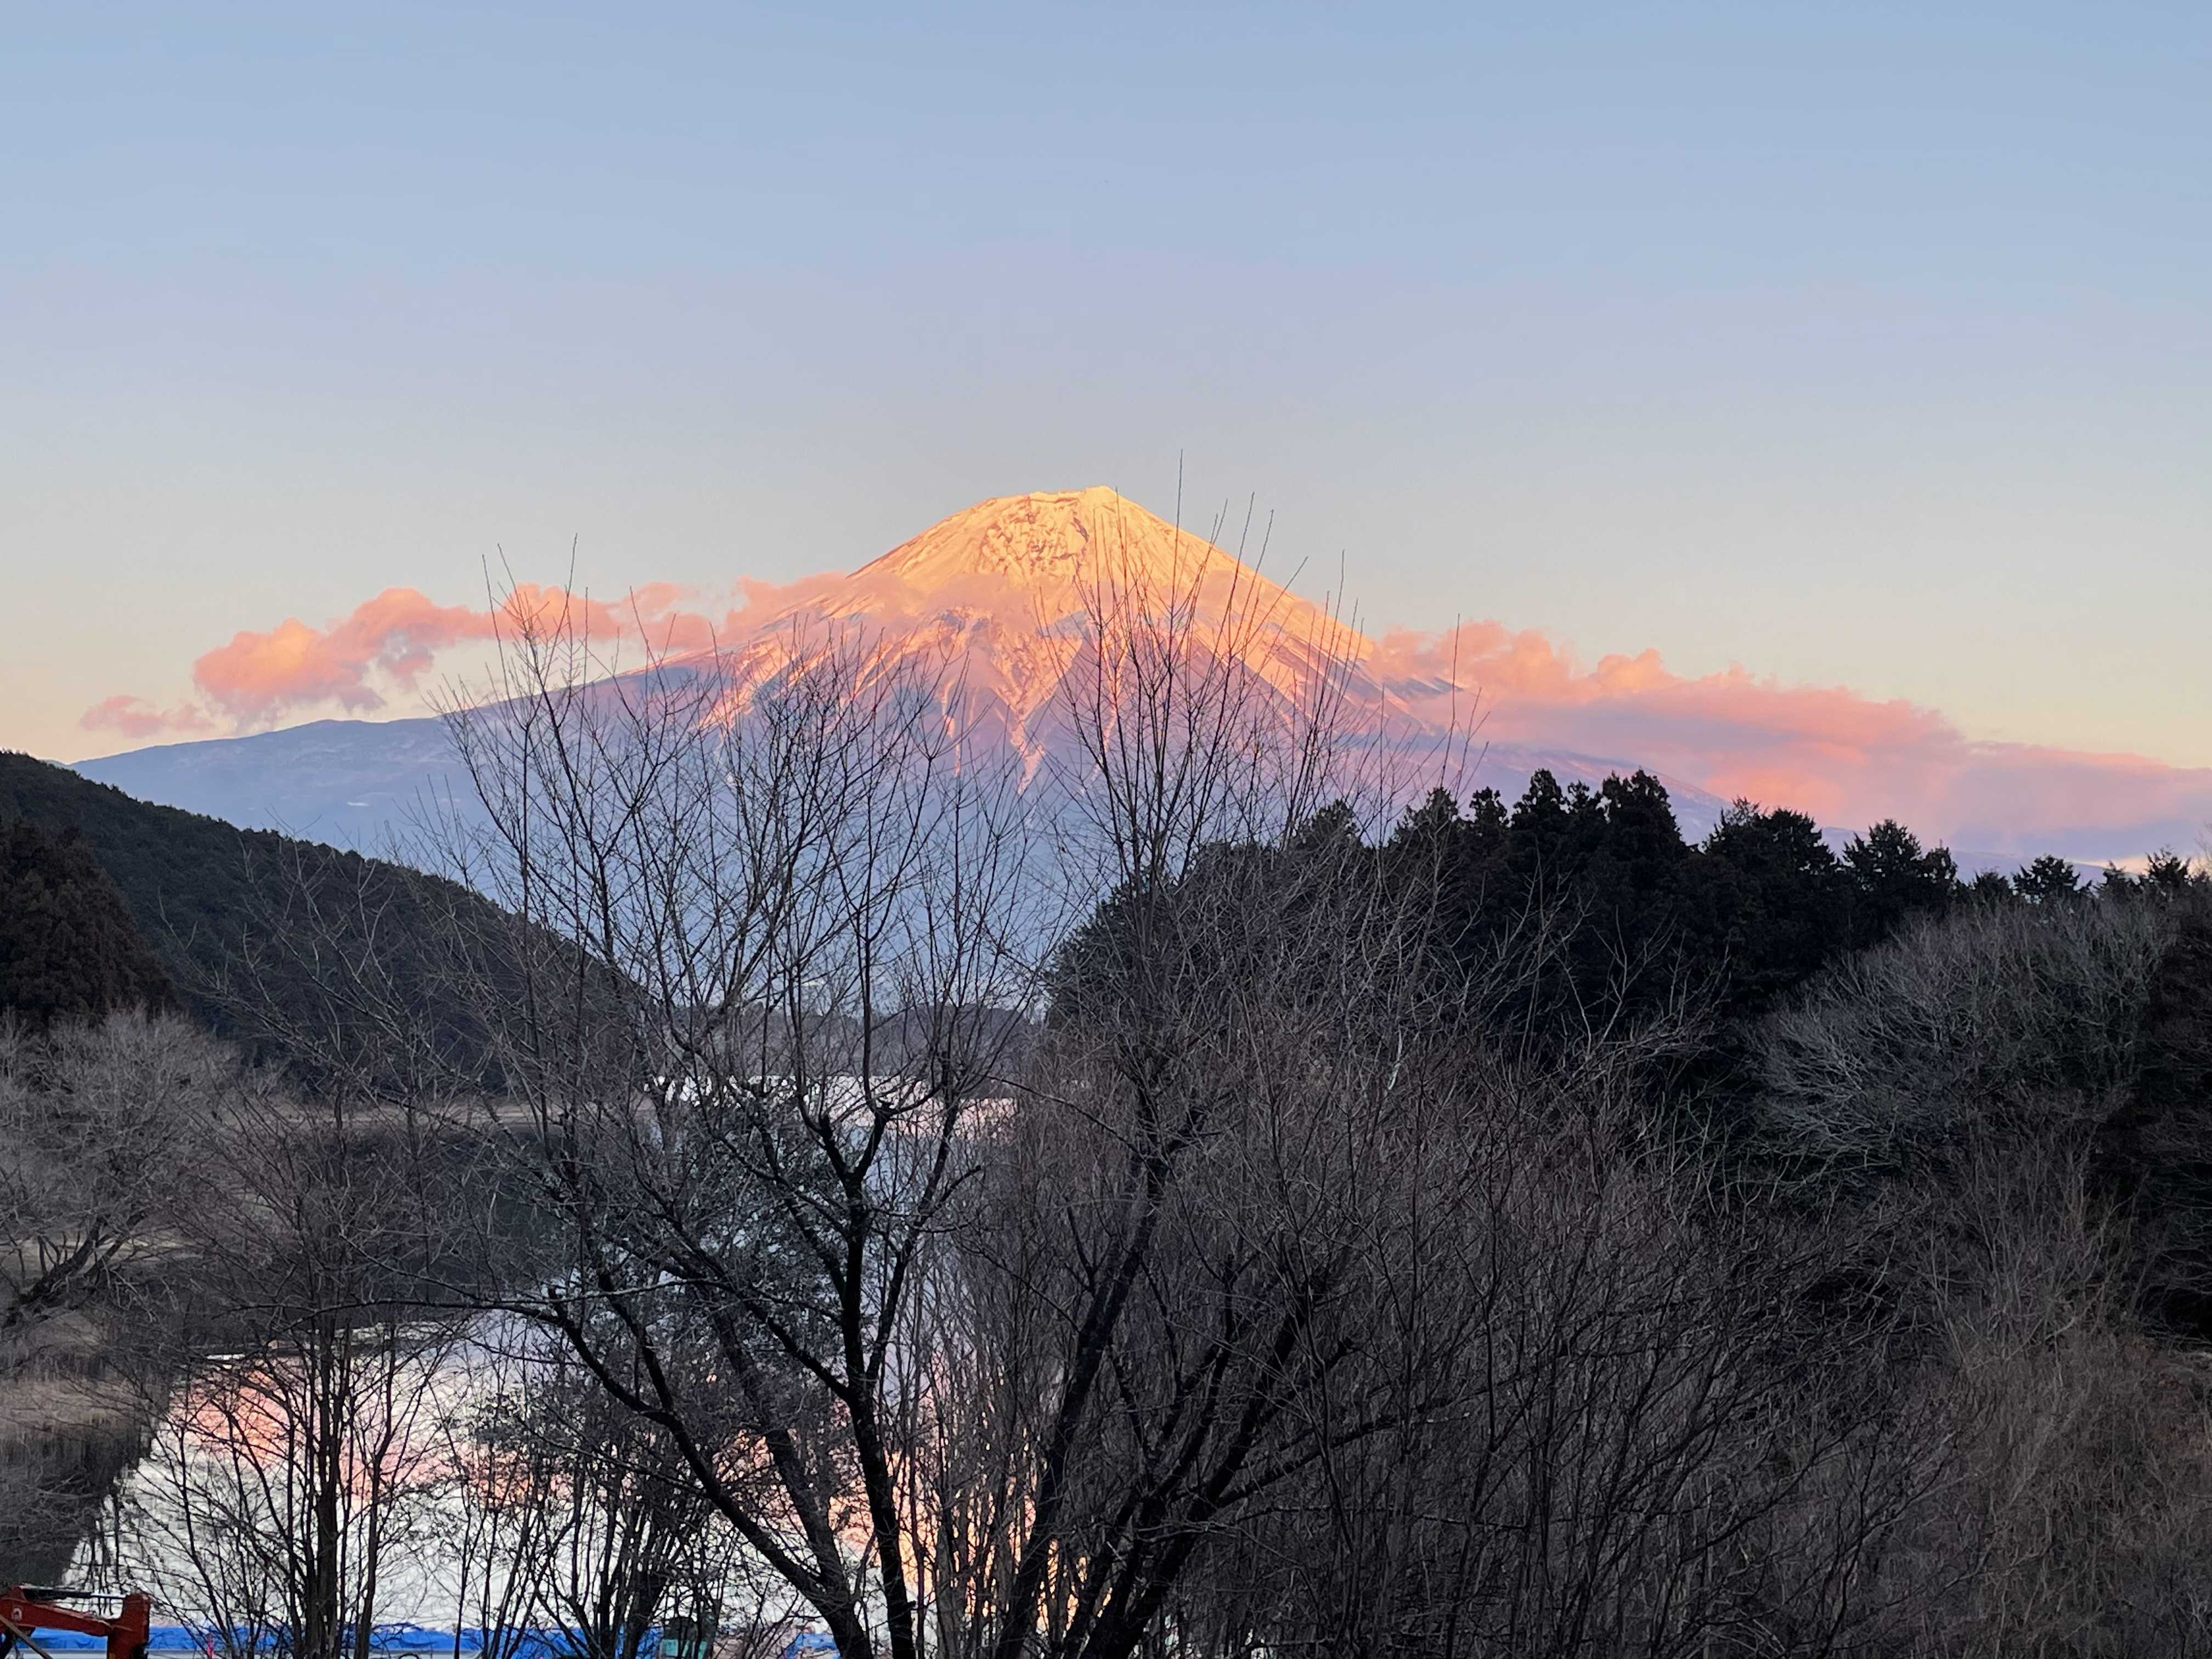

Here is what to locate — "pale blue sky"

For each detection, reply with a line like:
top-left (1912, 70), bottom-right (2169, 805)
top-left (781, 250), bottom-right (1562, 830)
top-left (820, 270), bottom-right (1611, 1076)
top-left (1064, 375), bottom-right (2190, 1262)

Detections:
top-left (6, 2), bottom-right (2208, 766)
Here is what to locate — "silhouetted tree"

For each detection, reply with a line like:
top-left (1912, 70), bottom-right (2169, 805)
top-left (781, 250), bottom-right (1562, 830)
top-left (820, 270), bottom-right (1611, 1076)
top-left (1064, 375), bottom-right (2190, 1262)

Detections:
top-left (1967, 868), bottom-right (2016, 906)
top-left (1844, 819), bottom-right (1959, 945)
top-left (1692, 802), bottom-right (1850, 1015)
top-left (2143, 849), bottom-right (2205, 899)
top-left (2015, 854), bottom-right (2084, 905)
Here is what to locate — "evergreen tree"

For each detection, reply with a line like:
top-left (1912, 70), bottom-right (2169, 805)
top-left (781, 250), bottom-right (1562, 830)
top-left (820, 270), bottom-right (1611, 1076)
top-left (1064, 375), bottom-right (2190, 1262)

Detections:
top-left (2015, 854), bottom-right (2085, 905)
top-left (1843, 819), bottom-right (1959, 945)
top-left (1598, 771), bottom-right (1685, 887)
top-left (1463, 786), bottom-right (1510, 862)
top-left (1504, 768), bottom-right (1572, 893)
top-left (1694, 802), bottom-right (1849, 1013)
top-left (1968, 868), bottom-right (2017, 906)
top-left (2143, 849), bottom-right (2205, 899)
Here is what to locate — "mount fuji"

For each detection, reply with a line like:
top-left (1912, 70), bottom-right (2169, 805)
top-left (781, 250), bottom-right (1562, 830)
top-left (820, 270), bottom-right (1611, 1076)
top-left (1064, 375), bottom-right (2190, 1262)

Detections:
top-left (75, 488), bottom-right (1733, 853)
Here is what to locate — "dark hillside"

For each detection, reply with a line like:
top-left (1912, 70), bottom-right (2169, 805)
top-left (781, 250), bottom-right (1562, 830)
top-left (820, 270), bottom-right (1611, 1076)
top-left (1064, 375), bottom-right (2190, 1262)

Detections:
top-left (0, 751), bottom-right (538, 1087)
top-left (1, 753), bottom-right (265, 1003)
top-left (0, 819), bottom-right (175, 1028)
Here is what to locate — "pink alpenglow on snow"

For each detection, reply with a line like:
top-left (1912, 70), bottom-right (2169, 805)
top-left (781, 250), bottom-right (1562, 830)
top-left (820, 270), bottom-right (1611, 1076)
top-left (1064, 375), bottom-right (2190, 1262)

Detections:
top-left (82, 489), bottom-right (2212, 860)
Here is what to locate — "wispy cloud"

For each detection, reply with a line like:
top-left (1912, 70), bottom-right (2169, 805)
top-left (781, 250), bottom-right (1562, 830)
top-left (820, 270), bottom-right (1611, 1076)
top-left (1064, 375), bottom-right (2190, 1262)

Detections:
top-left (79, 694), bottom-right (217, 741)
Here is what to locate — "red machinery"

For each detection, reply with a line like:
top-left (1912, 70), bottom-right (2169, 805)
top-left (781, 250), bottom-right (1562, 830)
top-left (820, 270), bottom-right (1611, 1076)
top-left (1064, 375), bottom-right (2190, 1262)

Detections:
top-left (0, 1589), bottom-right (150, 1659)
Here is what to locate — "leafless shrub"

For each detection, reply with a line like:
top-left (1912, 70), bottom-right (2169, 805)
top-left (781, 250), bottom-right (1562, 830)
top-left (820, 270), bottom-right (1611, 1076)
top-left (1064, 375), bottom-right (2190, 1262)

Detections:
top-left (1750, 895), bottom-right (2212, 1655)
top-left (1864, 1139), bottom-right (2212, 1656)
top-left (1757, 897), bottom-right (2175, 1172)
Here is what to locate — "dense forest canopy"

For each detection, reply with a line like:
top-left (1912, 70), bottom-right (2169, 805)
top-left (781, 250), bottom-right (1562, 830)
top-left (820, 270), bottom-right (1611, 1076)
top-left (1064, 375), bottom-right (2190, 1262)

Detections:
top-left (1063, 761), bottom-right (2197, 1081)
top-left (1370, 768), bottom-right (2159, 1031)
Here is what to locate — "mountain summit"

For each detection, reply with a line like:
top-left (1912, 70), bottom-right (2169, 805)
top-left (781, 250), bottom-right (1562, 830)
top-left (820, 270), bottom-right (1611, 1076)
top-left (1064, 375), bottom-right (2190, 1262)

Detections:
top-left (750, 486), bottom-right (1326, 641)
top-left (73, 489), bottom-right (1731, 848)
top-left (862, 486), bottom-right (1171, 592)
top-left (698, 488), bottom-right (1361, 775)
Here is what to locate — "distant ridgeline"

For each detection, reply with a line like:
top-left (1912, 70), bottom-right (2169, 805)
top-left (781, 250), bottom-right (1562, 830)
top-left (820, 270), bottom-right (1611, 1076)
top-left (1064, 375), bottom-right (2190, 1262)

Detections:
top-left (0, 751), bottom-right (546, 1087)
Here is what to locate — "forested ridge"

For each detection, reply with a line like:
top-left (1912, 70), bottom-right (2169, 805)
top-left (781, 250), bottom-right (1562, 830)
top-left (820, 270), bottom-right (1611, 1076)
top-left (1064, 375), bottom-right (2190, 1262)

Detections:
top-left (0, 749), bottom-right (554, 1082)
top-left (1, 749), bottom-right (309, 1014)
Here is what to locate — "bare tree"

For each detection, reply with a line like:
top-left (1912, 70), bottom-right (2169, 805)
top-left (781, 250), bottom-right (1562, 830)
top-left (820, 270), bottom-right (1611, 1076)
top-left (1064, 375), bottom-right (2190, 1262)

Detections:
top-left (440, 1327), bottom-right (806, 1659)
top-left (860, 516), bottom-right (1487, 1658)
top-left (362, 529), bottom-right (1959, 1658)
top-left (409, 597), bottom-right (1039, 1659)
top-left (0, 1012), bottom-right (224, 1581)
top-left (98, 1029), bottom-right (474, 1659)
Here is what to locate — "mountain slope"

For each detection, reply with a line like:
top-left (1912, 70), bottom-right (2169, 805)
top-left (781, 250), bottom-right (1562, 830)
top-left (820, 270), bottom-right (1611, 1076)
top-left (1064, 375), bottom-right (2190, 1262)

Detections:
top-left (0, 817), bottom-right (176, 1027)
top-left (77, 488), bottom-right (1735, 847)
top-left (72, 714), bottom-right (467, 852)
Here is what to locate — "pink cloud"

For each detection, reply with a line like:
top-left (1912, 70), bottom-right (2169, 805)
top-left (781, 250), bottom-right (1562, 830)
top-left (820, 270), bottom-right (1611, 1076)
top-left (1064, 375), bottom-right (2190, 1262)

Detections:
top-left (1372, 624), bottom-right (2212, 860)
top-left (80, 575), bottom-right (833, 739)
top-left (190, 592), bottom-right (485, 722)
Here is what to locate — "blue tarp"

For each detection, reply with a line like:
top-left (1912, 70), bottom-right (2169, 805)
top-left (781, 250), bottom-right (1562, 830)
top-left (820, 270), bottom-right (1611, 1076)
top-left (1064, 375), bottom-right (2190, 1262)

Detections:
top-left (32, 1628), bottom-right (832, 1659)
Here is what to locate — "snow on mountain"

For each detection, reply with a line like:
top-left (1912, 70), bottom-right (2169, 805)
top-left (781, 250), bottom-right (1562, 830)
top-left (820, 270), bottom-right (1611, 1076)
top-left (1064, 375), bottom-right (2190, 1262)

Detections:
top-left (75, 488), bottom-right (1733, 851)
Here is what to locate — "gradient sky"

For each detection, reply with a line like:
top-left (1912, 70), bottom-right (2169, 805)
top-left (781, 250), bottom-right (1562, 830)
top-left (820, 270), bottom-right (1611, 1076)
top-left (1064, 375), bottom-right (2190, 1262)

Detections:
top-left (7, 5), bottom-right (2209, 814)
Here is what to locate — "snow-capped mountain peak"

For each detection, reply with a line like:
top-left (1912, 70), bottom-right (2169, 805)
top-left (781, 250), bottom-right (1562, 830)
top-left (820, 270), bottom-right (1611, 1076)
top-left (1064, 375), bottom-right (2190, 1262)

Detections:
top-left (73, 489), bottom-right (1735, 848)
